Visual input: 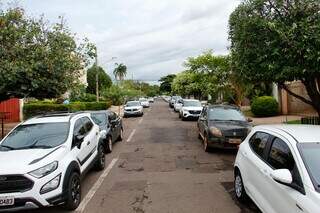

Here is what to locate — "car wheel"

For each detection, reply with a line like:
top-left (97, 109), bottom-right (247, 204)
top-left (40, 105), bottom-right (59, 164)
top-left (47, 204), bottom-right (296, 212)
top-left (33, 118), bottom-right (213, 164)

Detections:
top-left (63, 172), bottom-right (81, 210)
top-left (179, 113), bottom-right (181, 118)
top-left (118, 129), bottom-right (123, 141)
top-left (95, 144), bottom-right (106, 171)
top-left (181, 116), bottom-right (186, 121)
top-left (203, 135), bottom-right (209, 152)
top-left (234, 170), bottom-right (248, 202)
top-left (105, 137), bottom-right (113, 153)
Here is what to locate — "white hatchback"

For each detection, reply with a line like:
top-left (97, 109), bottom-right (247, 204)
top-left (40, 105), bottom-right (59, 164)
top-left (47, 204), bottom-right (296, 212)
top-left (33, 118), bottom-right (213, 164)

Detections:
top-left (234, 125), bottom-right (320, 213)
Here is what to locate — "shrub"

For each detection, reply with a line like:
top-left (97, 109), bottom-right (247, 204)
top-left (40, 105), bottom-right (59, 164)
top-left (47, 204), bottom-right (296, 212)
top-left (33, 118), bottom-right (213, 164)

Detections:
top-left (251, 96), bottom-right (279, 117)
top-left (24, 102), bottom-right (111, 119)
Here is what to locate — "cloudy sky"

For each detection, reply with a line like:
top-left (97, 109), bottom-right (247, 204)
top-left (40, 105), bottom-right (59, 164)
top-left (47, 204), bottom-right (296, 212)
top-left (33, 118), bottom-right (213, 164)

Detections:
top-left (6, 0), bottom-right (241, 83)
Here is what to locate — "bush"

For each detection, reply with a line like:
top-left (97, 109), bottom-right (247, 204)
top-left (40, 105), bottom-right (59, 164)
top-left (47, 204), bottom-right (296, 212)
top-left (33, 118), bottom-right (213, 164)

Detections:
top-left (251, 96), bottom-right (279, 117)
top-left (24, 102), bottom-right (111, 119)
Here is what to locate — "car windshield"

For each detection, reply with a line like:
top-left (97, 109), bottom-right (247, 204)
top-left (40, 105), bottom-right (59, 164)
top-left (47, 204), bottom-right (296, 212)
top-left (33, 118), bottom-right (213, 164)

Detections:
top-left (172, 96), bottom-right (181, 100)
top-left (298, 143), bottom-right (320, 191)
top-left (139, 98), bottom-right (147, 101)
top-left (91, 113), bottom-right (107, 126)
top-left (127, 101), bottom-right (140, 107)
top-left (183, 100), bottom-right (201, 107)
top-left (0, 122), bottom-right (69, 150)
top-left (208, 108), bottom-right (246, 121)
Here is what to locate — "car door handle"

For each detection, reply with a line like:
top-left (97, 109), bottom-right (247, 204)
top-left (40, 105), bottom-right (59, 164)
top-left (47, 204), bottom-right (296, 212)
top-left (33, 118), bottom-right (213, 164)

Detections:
top-left (87, 141), bottom-right (91, 146)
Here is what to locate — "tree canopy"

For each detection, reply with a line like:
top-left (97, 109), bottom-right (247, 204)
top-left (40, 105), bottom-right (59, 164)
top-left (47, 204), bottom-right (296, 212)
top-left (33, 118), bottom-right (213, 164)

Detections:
top-left (0, 7), bottom-right (96, 101)
top-left (86, 65), bottom-right (112, 94)
top-left (159, 74), bottom-right (176, 94)
top-left (229, 0), bottom-right (320, 113)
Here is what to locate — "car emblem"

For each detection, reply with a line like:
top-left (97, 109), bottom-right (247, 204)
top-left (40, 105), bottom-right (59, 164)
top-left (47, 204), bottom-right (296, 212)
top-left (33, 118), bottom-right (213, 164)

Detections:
top-left (0, 176), bottom-right (7, 181)
top-left (233, 132), bottom-right (236, 136)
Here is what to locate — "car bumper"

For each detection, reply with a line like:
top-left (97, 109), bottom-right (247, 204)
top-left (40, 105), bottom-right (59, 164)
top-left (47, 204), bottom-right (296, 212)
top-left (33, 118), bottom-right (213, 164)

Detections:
top-left (124, 111), bottom-right (143, 116)
top-left (182, 112), bottom-right (201, 119)
top-left (207, 137), bottom-right (245, 149)
top-left (0, 171), bottom-right (64, 211)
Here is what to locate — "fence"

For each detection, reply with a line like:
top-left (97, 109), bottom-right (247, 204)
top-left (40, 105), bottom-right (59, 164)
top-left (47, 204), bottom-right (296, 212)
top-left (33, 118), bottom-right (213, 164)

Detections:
top-left (301, 116), bottom-right (320, 125)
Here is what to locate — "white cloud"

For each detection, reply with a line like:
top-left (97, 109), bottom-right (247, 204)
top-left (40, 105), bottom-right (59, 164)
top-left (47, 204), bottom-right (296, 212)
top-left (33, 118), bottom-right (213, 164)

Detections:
top-left (5, 0), bottom-right (241, 81)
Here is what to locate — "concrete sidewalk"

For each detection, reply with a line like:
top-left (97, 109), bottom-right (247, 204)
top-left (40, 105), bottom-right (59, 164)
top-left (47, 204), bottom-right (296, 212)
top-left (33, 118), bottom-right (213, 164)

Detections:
top-left (251, 115), bottom-right (301, 125)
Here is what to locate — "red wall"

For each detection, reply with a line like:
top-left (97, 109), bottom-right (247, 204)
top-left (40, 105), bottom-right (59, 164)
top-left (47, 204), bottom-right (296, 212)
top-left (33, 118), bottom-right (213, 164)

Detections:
top-left (0, 98), bottom-right (20, 122)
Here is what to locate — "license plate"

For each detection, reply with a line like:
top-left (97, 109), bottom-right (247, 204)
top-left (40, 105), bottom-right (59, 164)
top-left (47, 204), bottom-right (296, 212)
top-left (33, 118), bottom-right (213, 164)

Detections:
top-left (229, 138), bottom-right (242, 144)
top-left (0, 196), bottom-right (14, 206)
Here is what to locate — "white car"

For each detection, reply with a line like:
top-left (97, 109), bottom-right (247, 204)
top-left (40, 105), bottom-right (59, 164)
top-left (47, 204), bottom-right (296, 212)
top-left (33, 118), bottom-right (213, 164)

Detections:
top-left (148, 97), bottom-right (154, 103)
top-left (0, 112), bottom-right (105, 211)
top-left (173, 99), bottom-right (183, 112)
top-left (179, 99), bottom-right (203, 120)
top-left (234, 125), bottom-right (320, 213)
top-left (139, 98), bottom-right (150, 108)
top-left (124, 101), bottom-right (143, 117)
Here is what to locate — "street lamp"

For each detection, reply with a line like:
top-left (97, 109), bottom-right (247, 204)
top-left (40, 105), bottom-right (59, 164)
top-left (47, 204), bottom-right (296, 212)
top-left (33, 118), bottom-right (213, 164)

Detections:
top-left (94, 48), bottom-right (117, 102)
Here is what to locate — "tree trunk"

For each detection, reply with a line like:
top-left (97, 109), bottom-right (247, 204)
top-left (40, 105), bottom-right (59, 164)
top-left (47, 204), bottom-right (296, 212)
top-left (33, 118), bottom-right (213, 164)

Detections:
top-left (303, 78), bottom-right (320, 117)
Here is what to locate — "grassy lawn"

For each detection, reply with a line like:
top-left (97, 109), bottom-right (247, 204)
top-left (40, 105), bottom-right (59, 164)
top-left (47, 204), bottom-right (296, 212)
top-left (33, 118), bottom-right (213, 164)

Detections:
top-left (286, 120), bottom-right (301, 124)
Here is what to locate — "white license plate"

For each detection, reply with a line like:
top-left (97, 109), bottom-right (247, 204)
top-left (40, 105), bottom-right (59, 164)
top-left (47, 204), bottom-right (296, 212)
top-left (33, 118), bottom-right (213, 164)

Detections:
top-left (229, 138), bottom-right (242, 144)
top-left (0, 196), bottom-right (14, 206)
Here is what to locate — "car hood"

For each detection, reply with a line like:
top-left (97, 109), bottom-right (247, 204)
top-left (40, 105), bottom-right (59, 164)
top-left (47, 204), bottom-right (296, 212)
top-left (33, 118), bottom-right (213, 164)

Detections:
top-left (182, 106), bottom-right (203, 111)
top-left (0, 146), bottom-right (66, 174)
top-left (209, 120), bottom-right (250, 130)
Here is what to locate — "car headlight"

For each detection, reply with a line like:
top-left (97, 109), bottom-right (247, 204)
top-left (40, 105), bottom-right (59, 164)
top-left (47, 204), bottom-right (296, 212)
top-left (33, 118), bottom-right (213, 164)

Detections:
top-left (210, 127), bottom-right (223, 137)
top-left (40, 174), bottom-right (61, 194)
top-left (29, 161), bottom-right (58, 178)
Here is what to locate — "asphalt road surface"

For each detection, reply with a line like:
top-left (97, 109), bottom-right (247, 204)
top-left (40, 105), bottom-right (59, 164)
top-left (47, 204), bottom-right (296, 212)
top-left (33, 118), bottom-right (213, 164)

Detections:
top-left (26, 99), bottom-right (260, 213)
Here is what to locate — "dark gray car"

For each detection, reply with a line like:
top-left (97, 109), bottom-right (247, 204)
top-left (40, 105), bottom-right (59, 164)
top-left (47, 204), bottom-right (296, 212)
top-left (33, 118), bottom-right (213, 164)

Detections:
top-left (197, 105), bottom-right (252, 151)
top-left (90, 110), bottom-right (123, 153)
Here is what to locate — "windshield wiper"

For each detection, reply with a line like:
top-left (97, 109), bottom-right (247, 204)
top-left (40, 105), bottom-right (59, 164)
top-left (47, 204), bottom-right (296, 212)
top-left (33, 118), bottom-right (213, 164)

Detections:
top-left (0, 145), bottom-right (15, 150)
top-left (17, 140), bottom-right (53, 150)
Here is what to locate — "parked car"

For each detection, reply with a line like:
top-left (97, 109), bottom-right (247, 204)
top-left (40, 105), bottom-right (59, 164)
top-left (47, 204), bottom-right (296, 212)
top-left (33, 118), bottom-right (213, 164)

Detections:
top-left (90, 111), bottom-right (123, 153)
top-left (197, 105), bottom-right (251, 151)
top-left (173, 98), bottom-right (183, 112)
top-left (148, 97), bottom-right (154, 103)
top-left (179, 99), bottom-right (203, 120)
top-left (234, 125), bottom-right (320, 213)
top-left (139, 98), bottom-right (150, 108)
top-left (169, 96), bottom-right (182, 108)
top-left (0, 112), bottom-right (105, 211)
top-left (124, 101), bottom-right (143, 117)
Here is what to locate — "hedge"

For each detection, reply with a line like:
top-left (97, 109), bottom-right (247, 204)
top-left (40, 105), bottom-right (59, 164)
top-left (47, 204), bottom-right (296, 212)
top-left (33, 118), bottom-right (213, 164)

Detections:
top-left (24, 102), bottom-right (111, 119)
top-left (251, 96), bottom-right (279, 117)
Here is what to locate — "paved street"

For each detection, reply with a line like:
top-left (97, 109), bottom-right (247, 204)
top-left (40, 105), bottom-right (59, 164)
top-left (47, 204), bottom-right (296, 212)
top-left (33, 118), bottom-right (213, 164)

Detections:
top-left (26, 99), bottom-right (260, 213)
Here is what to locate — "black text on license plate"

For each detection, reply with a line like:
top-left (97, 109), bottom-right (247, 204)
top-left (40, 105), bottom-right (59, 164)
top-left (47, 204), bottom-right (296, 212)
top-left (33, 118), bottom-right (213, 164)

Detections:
top-left (0, 197), bottom-right (14, 206)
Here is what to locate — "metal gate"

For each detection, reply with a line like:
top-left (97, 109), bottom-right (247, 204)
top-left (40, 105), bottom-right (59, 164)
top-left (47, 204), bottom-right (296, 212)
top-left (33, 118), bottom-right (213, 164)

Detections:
top-left (0, 98), bottom-right (20, 122)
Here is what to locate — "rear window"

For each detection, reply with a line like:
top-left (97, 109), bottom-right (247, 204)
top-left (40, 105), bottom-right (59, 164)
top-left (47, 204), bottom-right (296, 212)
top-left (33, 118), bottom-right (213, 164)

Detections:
top-left (91, 113), bottom-right (107, 126)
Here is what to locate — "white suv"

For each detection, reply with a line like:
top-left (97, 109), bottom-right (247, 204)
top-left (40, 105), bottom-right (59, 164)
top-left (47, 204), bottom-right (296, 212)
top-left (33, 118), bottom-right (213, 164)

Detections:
top-left (0, 112), bottom-right (105, 211)
top-left (179, 99), bottom-right (203, 120)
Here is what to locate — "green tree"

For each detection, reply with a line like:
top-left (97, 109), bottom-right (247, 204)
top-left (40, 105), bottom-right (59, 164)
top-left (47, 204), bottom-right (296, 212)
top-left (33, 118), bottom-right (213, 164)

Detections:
top-left (159, 74), bottom-right (176, 94)
top-left (0, 7), bottom-right (95, 101)
top-left (229, 0), bottom-right (320, 114)
top-left (113, 63), bottom-right (127, 81)
top-left (86, 65), bottom-right (112, 94)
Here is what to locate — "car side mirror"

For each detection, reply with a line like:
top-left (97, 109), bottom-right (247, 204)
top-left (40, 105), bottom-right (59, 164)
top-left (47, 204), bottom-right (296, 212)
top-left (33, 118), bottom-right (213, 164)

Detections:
top-left (247, 118), bottom-right (253, 123)
top-left (74, 134), bottom-right (84, 149)
top-left (271, 169), bottom-right (292, 185)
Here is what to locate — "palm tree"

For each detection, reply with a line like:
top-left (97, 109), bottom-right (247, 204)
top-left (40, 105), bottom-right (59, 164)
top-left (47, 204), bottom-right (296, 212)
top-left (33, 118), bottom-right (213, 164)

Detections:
top-left (113, 63), bottom-right (127, 81)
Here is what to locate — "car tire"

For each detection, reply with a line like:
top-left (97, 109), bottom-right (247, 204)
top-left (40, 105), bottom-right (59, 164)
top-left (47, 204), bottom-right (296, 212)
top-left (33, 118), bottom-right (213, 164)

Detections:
top-left (63, 172), bottom-right (81, 210)
top-left (203, 135), bottom-right (209, 152)
top-left (181, 116), bottom-right (186, 121)
top-left (94, 144), bottom-right (106, 171)
top-left (117, 129), bottom-right (123, 141)
top-left (179, 113), bottom-right (181, 118)
top-left (234, 170), bottom-right (249, 202)
top-left (105, 137), bottom-right (113, 153)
